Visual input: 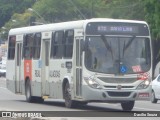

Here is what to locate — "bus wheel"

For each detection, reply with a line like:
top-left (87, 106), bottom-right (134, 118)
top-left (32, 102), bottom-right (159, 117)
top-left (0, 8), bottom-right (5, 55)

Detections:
top-left (25, 80), bottom-right (34, 103)
top-left (151, 90), bottom-right (158, 103)
top-left (121, 101), bottom-right (135, 111)
top-left (64, 82), bottom-right (76, 108)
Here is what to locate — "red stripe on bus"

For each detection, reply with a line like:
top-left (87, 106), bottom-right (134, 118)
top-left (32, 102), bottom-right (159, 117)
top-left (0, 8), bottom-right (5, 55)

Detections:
top-left (24, 60), bottom-right (32, 80)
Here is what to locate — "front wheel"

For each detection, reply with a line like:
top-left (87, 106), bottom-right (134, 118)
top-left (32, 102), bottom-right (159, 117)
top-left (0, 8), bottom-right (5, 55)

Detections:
top-left (121, 101), bottom-right (135, 111)
top-left (151, 90), bottom-right (158, 103)
top-left (64, 82), bottom-right (76, 108)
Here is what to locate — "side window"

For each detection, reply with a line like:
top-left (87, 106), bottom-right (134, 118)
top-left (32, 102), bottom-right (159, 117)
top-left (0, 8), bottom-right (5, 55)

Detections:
top-left (8, 36), bottom-right (16, 60)
top-left (23, 34), bottom-right (34, 59)
top-left (50, 31), bottom-right (64, 59)
top-left (33, 33), bottom-right (41, 59)
top-left (64, 30), bottom-right (74, 58)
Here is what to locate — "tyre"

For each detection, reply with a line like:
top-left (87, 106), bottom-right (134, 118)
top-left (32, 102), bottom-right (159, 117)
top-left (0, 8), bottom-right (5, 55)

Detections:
top-left (25, 80), bottom-right (44, 103)
top-left (151, 90), bottom-right (158, 103)
top-left (64, 82), bottom-right (76, 108)
top-left (121, 101), bottom-right (135, 111)
top-left (25, 80), bottom-right (34, 103)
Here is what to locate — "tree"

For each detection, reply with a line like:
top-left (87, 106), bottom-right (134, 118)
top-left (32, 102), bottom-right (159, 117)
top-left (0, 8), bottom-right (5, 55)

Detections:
top-left (99, 0), bottom-right (145, 20)
top-left (0, 0), bottom-right (35, 27)
top-left (32, 0), bottom-right (106, 23)
top-left (144, 0), bottom-right (160, 40)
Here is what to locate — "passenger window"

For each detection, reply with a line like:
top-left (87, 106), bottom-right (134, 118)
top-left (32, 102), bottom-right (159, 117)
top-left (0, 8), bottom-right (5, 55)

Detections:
top-left (64, 30), bottom-right (74, 58)
top-left (33, 33), bottom-right (41, 59)
top-left (50, 31), bottom-right (64, 59)
top-left (23, 34), bottom-right (34, 59)
top-left (8, 36), bottom-right (16, 60)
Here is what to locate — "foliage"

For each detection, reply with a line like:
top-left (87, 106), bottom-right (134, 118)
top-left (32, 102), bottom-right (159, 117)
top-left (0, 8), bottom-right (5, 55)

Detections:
top-left (2, 11), bottom-right (32, 39)
top-left (32, 0), bottom-right (100, 22)
top-left (97, 0), bottom-right (145, 20)
top-left (144, 0), bottom-right (160, 40)
top-left (0, 0), bottom-right (36, 28)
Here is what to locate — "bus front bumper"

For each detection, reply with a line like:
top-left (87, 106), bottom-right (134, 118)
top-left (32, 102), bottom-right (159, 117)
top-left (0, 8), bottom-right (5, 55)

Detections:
top-left (80, 85), bottom-right (151, 102)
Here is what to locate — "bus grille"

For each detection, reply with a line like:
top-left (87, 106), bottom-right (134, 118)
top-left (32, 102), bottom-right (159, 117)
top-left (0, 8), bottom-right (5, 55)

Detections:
top-left (98, 77), bottom-right (136, 84)
top-left (107, 92), bottom-right (131, 97)
top-left (104, 86), bottom-right (134, 89)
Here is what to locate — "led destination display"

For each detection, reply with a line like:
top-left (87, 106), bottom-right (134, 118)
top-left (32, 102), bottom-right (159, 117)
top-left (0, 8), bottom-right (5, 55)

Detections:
top-left (86, 22), bottom-right (149, 36)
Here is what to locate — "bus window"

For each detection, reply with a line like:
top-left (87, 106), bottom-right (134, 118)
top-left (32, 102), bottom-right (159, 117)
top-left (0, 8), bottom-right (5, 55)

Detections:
top-left (23, 34), bottom-right (34, 59)
top-left (64, 30), bottom-right (74, 58)
top-left (51, 31), bottom-right (64, 59)
top-left (33, 33), bottom-right (41, 59)
top-left (8, 36), bottom-right (16, 60)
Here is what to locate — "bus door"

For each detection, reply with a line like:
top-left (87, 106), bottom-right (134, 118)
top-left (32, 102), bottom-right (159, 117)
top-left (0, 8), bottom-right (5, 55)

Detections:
top-left (41, 39), bottom-right (50, 95)
top-left (74, 37), bottom-right (83, 98)
top-left (15, 42), bottom-right (22, 93)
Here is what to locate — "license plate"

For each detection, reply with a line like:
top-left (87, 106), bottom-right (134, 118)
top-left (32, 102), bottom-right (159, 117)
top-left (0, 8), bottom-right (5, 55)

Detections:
top-left (138, 93), bottom-right (149, 97)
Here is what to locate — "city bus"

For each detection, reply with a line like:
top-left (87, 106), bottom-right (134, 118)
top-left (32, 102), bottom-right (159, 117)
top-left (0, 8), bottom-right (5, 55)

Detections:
top-left (6, 18), bottom-right (152, 111)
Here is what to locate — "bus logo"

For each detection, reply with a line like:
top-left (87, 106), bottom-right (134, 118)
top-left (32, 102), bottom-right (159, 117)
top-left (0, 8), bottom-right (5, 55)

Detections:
top-left (117, 85), bottom-right (122, 90)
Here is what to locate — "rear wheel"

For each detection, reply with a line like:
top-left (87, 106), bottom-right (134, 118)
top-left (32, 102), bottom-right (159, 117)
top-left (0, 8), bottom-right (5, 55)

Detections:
top-left (121, 101), bottom-right (135, 111)
top-left (25, 80), bottom-right (44, 103)
top-left (151, 90), bottom-right (158, 103)
top-left (64, 82), bottom-right (76, 108)
top-left (25, 80), bottom-right (34, 103)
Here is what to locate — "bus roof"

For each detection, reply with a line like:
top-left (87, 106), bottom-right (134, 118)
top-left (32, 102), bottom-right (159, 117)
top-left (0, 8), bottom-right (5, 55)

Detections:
top-left (9, 18), bottom-right (148, 35)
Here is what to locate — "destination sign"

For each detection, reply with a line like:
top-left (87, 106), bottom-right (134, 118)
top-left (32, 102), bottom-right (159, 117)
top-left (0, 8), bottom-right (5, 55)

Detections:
top-left (97, 25), bottom-right (138, 33)
top-left (86, 22), bottom-right (149, 36)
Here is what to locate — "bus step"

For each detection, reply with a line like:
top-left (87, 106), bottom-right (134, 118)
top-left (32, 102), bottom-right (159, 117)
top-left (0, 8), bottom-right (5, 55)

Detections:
top-left (42, 96), bottom-right (49, 99)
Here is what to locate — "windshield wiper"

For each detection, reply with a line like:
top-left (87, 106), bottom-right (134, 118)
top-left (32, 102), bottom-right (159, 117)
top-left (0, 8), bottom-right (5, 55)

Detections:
top-left (122, 35), bottom-right (136, 57)
top-left (101, 35), bottom-right (113, 59)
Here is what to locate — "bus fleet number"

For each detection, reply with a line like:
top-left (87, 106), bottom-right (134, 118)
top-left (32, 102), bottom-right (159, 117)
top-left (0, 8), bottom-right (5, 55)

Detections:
top-left (50, 70), bottom-right (60, 78)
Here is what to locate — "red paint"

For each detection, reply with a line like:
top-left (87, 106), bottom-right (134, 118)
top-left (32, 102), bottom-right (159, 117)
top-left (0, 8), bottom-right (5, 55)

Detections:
top-left (24, 60), bottom-right (32, 80)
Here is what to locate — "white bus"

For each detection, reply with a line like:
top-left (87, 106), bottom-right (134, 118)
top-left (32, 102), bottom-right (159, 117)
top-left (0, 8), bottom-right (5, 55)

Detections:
top-left (7, 18), bottom-right (152, 111)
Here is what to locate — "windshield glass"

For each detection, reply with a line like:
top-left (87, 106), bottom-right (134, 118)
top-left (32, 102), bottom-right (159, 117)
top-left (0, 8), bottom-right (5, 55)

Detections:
top-left (85, 36), bottom-right (151, 74)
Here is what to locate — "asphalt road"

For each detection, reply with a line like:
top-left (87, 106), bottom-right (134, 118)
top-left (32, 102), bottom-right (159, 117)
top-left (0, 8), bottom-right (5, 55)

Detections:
top-left (0, 77), bottom-right (160, 119)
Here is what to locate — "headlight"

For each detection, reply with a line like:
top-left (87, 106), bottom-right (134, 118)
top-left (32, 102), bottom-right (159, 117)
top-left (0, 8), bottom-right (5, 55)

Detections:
top-left (84, 77), bottom-right (102, 89)
top-left (137, 80), bottom-right (150, 89)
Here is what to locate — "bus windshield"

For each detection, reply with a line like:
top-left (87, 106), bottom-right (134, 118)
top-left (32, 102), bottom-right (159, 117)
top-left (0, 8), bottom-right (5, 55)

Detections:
top-left (85, 36), bottom-right (151, 74)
